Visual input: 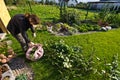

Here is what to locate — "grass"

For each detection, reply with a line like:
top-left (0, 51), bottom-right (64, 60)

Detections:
top-left (7, 5), bottom-right (120, 80)
top-left (9, 4), bottom-right (96, 22)
top-left (7, 28), bottom-right (120, 80)
top-left (9, 4), bottom-right (60, 22)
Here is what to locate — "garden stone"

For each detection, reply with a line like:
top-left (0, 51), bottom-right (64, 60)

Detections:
top-left (106, 26), bottom-right (112, 30)
top-left (100, 26), bottom-right (112, 31)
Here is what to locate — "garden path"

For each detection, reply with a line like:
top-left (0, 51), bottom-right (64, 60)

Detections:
top-left (53, 28), bottom-right (118, 36)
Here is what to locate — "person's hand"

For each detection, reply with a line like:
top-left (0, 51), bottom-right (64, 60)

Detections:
top-left (33, 33), bottom-right (36, 38)
top-left (28, 42), bottom-right (34, 47)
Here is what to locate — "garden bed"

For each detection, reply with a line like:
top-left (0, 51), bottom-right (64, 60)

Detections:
top-left (0, 57), bottom-right (34, 80)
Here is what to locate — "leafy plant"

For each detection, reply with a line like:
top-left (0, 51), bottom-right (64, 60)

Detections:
top-left (63, 9), bottom-right (81, 25)
top-left (98, 54), bottom-right (120, 80)
top-left (77, 24), bottom-right (100, 32)
top-left (44, 40), bottom-right (97, 80)
top-left (0, 41), bottom-right (8, 54)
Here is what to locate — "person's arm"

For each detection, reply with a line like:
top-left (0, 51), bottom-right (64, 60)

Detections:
top-left (30, 25), bottom-right (35, 33)
top-left (18, 22), bottom-right (31, 43)
top-left (30, 26), bottom-right (36, 37)
top-left (21, 29), bottom-right (31, 43)
top-left (21, 30), bottom-right (34, 47)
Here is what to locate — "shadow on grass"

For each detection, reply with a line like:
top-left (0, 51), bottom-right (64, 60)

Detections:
top-left (13, 48), bottom-right (61, 80)
top-left (25, 56), bottom-right (61, 80)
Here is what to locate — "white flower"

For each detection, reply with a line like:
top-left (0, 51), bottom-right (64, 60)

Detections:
top-left (58, 53), bottom-right (64, 59)
top-left (63, 62), bottom-right (72, 68)
top-left (65, 57), bottom-right (69, 62)
top-left (101, 70), bottom-right (106, 74)
top-left (96, 57), bottom-right (100, 61)
top-left (93, 69), bottom-right (97, 74)
top-left (111, 76), bottom-right (118, 80)
top-left (106, 63), bottom-right (111, 66)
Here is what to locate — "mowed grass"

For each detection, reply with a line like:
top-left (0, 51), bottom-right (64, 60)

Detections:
top-left (9, 4), bottom-right (95, 22)
top-left (7, 28), bottom-right (120, 80)
top-left (8, 5), bottom-right (120, 80)
top-left (9, 5), bottom-right (60, 22)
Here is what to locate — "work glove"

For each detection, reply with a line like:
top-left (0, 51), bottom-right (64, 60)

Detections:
top-left (33, 33), bottom-right (36, 38)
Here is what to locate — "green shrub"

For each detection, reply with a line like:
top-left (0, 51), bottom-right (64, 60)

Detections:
top-left (106, 14), bottom-right (120, 28)
top-left (77, 24), bottom-right (100, 32)
top-left (61, 9), bottom-right (81, 25)
top-left (44, 40), bottom-right (96, 80)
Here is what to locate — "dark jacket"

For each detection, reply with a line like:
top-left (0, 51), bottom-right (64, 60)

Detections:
top-left (7, 14), bottom-right (35, 43)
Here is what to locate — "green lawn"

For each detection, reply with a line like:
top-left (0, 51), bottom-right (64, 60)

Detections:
top-left (7, 5), bottom-right (120, 80)
top-left (9, 5), bottom-right (60, 22)
top-left (7, 28), bottom-right (120, 80)
top-left (9, 4), bottom-right (96, 22)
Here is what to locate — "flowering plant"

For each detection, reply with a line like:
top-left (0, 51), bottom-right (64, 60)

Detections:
top-left (44, 40), bottom-right (95, 79)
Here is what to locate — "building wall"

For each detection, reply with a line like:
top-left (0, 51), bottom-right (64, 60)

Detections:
top-left (100, 0), bottom-right (120, 1)
top-left (0, 0), bottom-right (11, 33)
top-left (89, 2), bottom-right (120, 10)
top-left (67, 0), bottom-right (77, 6)
top-left (34, 0), bottom-right (78, 6)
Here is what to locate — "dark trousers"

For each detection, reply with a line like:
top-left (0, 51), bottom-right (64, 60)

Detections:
top-left (13, 33), bottom-right (28, 53)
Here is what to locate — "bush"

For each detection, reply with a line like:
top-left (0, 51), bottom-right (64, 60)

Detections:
top-left (77, 24), bottom-right (100, 32)
top-left (61, 9), bottom-right (81, 25)
top-left (44, 40), bottom-right (96, 79)
top-left (5, 0), bottom-right (30, 5)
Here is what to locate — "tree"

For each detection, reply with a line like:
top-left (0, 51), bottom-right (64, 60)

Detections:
top-left (59, 0), bottom-right (69, 22)
top-left (4, 0), bottom-right (14, 5)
